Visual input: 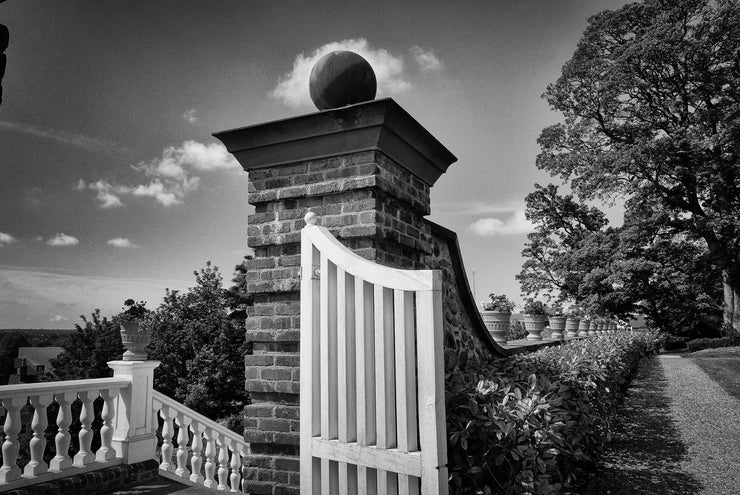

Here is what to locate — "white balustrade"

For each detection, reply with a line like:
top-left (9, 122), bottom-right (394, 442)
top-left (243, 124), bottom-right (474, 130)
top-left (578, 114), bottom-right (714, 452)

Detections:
top-left (152, 391), bottom-right (249, 492)
top-left (0, 377), bottom-right (129, 488)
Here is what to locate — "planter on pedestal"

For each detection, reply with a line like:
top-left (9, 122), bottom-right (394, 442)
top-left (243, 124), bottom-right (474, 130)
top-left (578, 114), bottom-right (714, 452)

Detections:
top-left (565, 317), bottom-right (580, 338)
top-left (523, 314), bottom-right (547, 341)
top-left (587, 320), bottom-right (598, 337)
top-left (548, 315), bottom-right (567, 341)
top-left (120, 320), bottom-right (151, 361)
top-left (481, 311), bottom-right (511, 344)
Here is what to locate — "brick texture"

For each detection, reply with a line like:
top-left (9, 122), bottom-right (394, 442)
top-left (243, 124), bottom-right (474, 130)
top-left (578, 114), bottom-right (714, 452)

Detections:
top-left (243, 149), bottom-right (434, 494)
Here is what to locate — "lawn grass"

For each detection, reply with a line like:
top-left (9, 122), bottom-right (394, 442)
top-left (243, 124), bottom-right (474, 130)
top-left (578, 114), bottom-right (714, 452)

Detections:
top-left (685, 346), bottom-right (740, 401)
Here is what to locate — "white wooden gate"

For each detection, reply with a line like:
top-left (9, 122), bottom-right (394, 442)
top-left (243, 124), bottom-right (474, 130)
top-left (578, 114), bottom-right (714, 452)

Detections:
top-left (300, 213), bottom-right (448, 495)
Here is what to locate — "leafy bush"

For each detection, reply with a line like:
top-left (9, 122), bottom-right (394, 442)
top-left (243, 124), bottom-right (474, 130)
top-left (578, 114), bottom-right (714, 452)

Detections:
top-left (686, 335), bottom-right (740, 352)
top-left (446, 331), bottom-right (660, 494)
top-left (507, 320), bottom-right (528, 341)
top-left (660, 334), bottom-right (687, 351)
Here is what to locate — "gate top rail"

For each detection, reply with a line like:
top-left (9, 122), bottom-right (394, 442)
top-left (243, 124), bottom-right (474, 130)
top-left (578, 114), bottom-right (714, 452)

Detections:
top-left (302, 212), bottom-right (438, 291)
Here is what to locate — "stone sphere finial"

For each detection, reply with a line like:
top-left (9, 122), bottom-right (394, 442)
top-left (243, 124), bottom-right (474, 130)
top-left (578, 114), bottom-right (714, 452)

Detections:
top-left (304, 211), bottom-right (318, 225)
top-left (309, 51), bottom-right (377, 110)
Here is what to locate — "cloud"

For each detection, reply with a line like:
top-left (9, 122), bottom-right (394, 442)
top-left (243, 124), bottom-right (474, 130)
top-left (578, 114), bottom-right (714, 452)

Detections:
top-left (50, 315), bottom-right (68, 322)
top-left (0, 232), bottom-right (17, 247)
top-left (410, 46), bottom-right (442, 71)
top-left (78, 140), bottom-right (238, 208)
top-left (107, 237), bottom-right (136, 248)
top-left (469, 210), bottom-right (534, 236)
top-left (183, 109), bottom-right (198, 123)
top-left (272, 38), bottom-right (422, 108)
top-left (0, 120), bottom-right (128, 155)
top-left (46, 233), bottom-right (80, 246)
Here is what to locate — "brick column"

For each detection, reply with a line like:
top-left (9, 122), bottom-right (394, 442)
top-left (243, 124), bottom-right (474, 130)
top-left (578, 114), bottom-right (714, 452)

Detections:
top-left (214, 98), bottom-right (455, 495)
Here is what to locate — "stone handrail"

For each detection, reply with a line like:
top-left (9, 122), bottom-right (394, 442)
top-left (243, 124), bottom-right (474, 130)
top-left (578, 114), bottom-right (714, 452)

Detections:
top-left (152, 390), bottom-right (249, 492)
top-left (0, 377), bottom-right (131, 489)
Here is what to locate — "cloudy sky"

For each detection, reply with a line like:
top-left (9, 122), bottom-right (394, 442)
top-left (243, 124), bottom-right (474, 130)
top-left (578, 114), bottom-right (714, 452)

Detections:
top-left (0, 0), bottom-right (628, 328)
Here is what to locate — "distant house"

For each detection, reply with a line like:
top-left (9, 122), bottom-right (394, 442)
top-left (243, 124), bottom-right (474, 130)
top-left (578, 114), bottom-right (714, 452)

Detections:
top-left (9, 346), bottom-right (64, 383)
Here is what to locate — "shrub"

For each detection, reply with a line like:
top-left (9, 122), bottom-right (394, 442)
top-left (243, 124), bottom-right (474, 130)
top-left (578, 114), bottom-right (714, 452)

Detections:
top-left (446, 330), bottom-right (660, 494)
top-left (686, 335), bottom-right (740, 352)
top-left (660, 334), bottom-right (687, 351)
top-left (507, 320), bottom-right (528, 341)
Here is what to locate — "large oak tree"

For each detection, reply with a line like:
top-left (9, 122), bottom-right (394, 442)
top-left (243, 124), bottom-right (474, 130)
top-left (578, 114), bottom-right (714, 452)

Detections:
top-left (537, 0), bottom-right (740, 332)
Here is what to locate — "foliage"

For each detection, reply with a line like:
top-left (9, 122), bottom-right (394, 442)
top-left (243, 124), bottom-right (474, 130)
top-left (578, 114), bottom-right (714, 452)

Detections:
top-left (483, 294), bottom-right (516, 313)
top-left (120, 299), bottom-right (149, 322)
top-left (660, 334), bottom-right (687, 351)
top-left (147, 262), bottom-right (249, 419)
top-left (446, 331), bottom-right (661, 494)
top-left (547, 302), bottom-right (564, 316)
top-left (537, 0), bottom-right (740, 331)
top-left (522, 299), bottom-right (547, 315)
top-left (686, 335), bottom-right (740, 352)
top-left (48, 310), bottom-right (125, 380)
top-left (507, 321), bottom-right (528, 341)
top-left (518, 183), bottom-right (723, 336)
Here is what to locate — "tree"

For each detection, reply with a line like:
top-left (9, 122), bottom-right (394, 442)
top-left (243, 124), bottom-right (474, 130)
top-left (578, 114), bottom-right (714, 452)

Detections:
top-left (537, 0), bottom-right (740, 332)
top-left (147, 262), bottom-right (248, 419)
top-left (518, 183), bottom-right (723, 334)
top-left (49, 310), bottom-right (125, 380)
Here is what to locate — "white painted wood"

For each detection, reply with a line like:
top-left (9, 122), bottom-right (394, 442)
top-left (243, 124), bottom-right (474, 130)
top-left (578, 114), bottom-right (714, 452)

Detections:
top-left (301, 220), bottom-right (447, 495)
top-left (375, 285), bottom-right (397, 450)
top-left (0, 378), bottom-right (129, 401)
top-left (189, 422), bottom-right (205, 484)
top-left (303, 225), bottom-right (435, 291)
top-left (300, 234), bottom-right (320, 495)
top-left (355, 278), bottom-right (376, 448)
top-left (311, 439), bottom-right (421, 477)
top-left (175, 413), bottom-right (191, 478)
top-left (203, 430), bottom-right (218, 488)
top-left (217, 437), bottom-right (230, 490)
top-left (229, 445), bottom-right (242, 492)
top-left (394, 290), bottom-right (418, 453)
top-left (338, 268), bottom-right (357, 444)
top-left (159, 406), bottom-right (176, 473)
top-left (415, 278), bottom-right (448, 495)
top-left (320, 254), bottom-right (338, 440)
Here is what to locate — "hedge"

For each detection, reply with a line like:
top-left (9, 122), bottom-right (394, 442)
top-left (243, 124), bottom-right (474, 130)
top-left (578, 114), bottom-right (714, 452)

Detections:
top-left (686, 335), bottom-right (740, 352)
top-left (445, 331), bottom-right (661, 495)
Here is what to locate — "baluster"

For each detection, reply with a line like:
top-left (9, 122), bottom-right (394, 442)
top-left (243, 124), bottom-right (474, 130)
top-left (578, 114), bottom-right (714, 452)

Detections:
top-left (189, 422), bottom-right (204, 484)
top-left (159, 406), bottom-right (175, 472)
top-left (96, 388), bottom-right (117, 461)
top-left (203, 430), bottom-right (217, 488)
top-left (217, 437), bottom-right (230, 490)
top-left (49, 391), bottom-right (76, 471)
top-left (229, 445), bottom-right (242, 492)
top-left (24, 394), bottom-right (53, 476)
top-left (175, 413), bottom-right (191, 478)
top-left (73, 390), bottom-right (97, 466)
top-left (0, 397), bottom-right (26, 482)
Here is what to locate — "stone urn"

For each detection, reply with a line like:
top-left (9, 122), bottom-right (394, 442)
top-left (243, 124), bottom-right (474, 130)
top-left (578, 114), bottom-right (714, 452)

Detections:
top-left (481, 311), bottom-right (511, 344)
top-left (565, 317), bottom-right (580, 338)
top-left (578, 319), bottom-right (590, 337)
top-left (548, 315), bottom-right (567, 341)
top-left (120, 320), bottom-right (151, 361)
top-left (588, 320), bottom-right (598, 337)
top-left (523, 314), bottom-right (547, 341)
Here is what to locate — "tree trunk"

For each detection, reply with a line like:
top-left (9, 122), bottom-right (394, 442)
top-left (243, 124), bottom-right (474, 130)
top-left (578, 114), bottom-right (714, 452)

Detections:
top-left (722, 271), bottom-right (740, 335)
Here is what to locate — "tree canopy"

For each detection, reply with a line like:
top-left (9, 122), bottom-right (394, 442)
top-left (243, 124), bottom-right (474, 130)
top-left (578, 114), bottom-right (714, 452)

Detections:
top-left (537, 0), bottom-right (740, 332)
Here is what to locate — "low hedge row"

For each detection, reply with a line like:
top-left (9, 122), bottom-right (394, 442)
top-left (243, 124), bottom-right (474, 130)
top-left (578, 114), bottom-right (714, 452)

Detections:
top-left (686, 335), bottom-right (740, 352)
top-left (445, 331), bottom-right (661, 495)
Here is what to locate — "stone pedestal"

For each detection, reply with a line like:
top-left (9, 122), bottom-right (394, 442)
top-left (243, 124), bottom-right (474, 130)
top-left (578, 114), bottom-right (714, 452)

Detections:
top-left (108, 360), bottom-right (160, 464)
top-left (214, 98), bottom-right (456, 494)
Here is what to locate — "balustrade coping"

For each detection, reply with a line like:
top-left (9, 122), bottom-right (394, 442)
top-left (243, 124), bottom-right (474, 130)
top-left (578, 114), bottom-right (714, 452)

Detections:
top-left (152, 390), bottom-right (248, 451)
top-left (0, 458), bottom-right (122, 490)
top-left (0, 377), bottom-right (131, 400)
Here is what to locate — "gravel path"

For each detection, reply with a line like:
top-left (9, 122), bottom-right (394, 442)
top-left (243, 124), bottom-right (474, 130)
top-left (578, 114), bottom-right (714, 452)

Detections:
top-left (583, 354), bottom-right (740, 494)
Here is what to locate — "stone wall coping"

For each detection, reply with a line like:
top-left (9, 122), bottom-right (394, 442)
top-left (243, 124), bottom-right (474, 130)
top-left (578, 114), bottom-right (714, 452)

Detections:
top-left (213, 98), bottom-right (457, 186)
